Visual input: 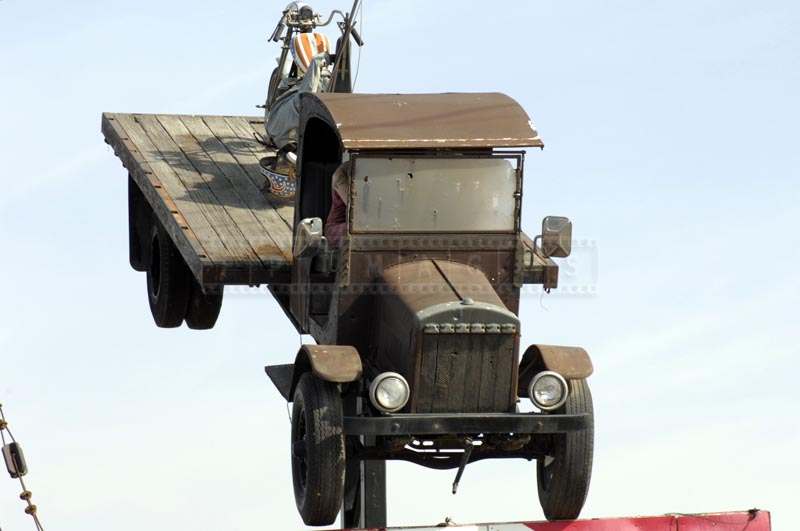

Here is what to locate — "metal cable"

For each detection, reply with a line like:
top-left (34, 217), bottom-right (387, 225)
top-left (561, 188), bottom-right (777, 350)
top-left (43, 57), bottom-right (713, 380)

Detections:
top-left (0, 404), bottom-right (45, 531)
top-left (352, 0), bottom-right (364, 90)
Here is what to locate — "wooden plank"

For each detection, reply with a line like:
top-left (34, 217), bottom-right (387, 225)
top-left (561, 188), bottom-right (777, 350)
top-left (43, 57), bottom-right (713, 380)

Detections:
top-left (103, 112), bottom-right (295, 285)
top-left (478, 336), bottom-right (498, 413)
top-left (177, 115), bottom-right (294, 260)
top-left (209, 115), bottom-right (294, 227)
top-left (157, 115), bottom-right (291, 266)
top-left (218, 115), bottom-right (295, 227)
top-left (105, 113), bottom-right (225, 282)
top-left (492, 335), bottom-right (514, 411)
top-left (462, 335), bottom-right (484, 412)
top-left (432, 334), bottom-right (455, 414)
top-left (416, 338), bottom-right (437, 413)
top-left (131, 115), bottom-right (262, 274)
top-left (447, 335), bottom-right (469, 412)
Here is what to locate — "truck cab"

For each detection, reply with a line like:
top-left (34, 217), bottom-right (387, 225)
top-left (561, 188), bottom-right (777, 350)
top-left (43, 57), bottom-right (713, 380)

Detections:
top-left (266, 92), bottom-right (595, 527)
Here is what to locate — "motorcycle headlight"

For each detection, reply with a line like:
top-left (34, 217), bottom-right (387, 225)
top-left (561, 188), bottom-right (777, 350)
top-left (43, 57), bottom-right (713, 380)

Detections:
top-left (529, 371), bottom-right (569, 411)
top-left (369, 372), bottom-right (410, 413)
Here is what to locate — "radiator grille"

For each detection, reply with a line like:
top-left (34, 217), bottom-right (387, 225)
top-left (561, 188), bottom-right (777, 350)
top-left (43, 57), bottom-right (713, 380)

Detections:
top-left (413, 333), bottom-right (515, 413)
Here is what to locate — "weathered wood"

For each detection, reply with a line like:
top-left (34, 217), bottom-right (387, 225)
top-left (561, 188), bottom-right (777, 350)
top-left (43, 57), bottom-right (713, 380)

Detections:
top-left (156, 115), bottom-right (290, 266)
top-left (104, 113), bottom-right (222, 283)
top-left (218, 116), bottom-right (295, 227)
top-left (101, 112), bottom-right (294, 286)
top-left (133, 114), bottom-right (260, 269)
top-left (178, 115), bottom-right (293, 258)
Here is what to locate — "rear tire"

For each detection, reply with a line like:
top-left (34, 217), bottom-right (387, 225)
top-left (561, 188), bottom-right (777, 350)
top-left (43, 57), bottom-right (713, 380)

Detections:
top-left (536, 378), bottom-right (594, 520)
top-left (146, 223), bottom-right (191, 328)
top-left (291, 373), bottom-right (345, 526)
top-left (128, 176), bottom-right (151, 272)
top-left (185, 282), bottom-right (223, 330)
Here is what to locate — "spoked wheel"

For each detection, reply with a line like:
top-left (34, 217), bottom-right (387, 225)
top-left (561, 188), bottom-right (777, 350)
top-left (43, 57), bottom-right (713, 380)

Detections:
top-left (291, 373), bottom-right (346, 526)
top-left (146, 223), bottom-right (191, 328)
top-left (537, 378), bottom-right (594, 521)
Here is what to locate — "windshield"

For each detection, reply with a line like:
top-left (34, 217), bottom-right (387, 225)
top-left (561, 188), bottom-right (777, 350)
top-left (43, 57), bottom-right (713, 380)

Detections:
top-left (350, 156), bottom-right (519, 233)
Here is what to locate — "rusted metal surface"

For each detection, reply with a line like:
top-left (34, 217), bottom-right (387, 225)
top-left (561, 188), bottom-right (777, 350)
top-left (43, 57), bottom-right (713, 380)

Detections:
top-left (519, 344), bottom-right (594, 395)
top-left (304, 92), bottom-right (544, 150)
top-left (374, 260), bottom-right (519, 414)
top-left (300, 344), bottom-right (363, 384)
top-left (381, 259), bottom-right (510, 312)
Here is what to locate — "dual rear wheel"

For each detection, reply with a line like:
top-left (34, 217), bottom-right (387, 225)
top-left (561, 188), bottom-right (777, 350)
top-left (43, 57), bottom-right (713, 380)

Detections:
top-left (131, 176), bottom-right (223, 329)
top-left (146, 223), bottom-right (223, 329)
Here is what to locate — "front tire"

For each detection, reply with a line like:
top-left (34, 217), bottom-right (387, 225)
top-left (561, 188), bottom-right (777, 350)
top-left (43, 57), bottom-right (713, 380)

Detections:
top-left (536, 378), bottom-right (594, 520)
top-left (291, 373), bottom-right (346, 526)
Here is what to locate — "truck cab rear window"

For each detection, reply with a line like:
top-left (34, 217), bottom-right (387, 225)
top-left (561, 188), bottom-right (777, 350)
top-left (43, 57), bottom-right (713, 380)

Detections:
top-left (350, 157), bottom-right (518, 233)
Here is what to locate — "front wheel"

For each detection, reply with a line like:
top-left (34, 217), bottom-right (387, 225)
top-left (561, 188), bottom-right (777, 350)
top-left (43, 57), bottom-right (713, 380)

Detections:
top-left (536, 378), bottom-right (594, 520)
top-left (291, 373), bottom-right (346, 526)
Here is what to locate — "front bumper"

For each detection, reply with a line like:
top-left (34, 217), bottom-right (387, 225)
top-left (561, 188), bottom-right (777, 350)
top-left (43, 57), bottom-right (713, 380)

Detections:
top-left (343, 412), bottom-right (589, 437)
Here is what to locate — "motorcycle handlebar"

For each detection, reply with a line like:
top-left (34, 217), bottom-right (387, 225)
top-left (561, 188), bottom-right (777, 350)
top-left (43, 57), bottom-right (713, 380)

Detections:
top-left (269, 4), bottom-right (363, 46)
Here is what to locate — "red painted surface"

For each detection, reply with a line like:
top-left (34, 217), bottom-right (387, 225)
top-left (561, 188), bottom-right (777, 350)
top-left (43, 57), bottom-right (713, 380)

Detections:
top-left (521, 511), bottom-right (770, 530)
top-left (354, 510), bottom-right (771, 531)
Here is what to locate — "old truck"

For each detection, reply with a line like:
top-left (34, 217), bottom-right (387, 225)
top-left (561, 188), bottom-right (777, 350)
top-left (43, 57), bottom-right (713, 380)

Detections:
top-left (102, 92), bottom-right (594, 528)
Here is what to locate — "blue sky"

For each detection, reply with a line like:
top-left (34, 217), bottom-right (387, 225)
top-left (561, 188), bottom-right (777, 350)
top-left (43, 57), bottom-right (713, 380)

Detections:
top-left (1, 0), bottom-right (798, 529)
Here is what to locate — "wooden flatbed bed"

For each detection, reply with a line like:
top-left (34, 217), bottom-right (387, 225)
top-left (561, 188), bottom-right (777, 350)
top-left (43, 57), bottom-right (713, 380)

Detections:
top-left (102, 112), bottom-right (293, 286)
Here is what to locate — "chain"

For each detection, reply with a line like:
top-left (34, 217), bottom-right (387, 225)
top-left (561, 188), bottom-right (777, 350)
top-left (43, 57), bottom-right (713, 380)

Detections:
top-left (0, 404), bottom-right (45, 531)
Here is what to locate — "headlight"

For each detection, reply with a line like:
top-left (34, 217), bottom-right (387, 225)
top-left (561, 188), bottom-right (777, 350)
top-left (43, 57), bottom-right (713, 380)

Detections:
top-left (529, 371), bottom-right (568, 411)
top-left (369, 372), bottom-right (410, 413)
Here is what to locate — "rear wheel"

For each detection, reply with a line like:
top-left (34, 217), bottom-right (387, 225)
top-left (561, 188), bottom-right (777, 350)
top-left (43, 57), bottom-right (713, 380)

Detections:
top-left (146, 223), bottom-right (191, 328)
top-left (291, 373), bottom-right (345, 526)
top-left (128, 175), bottom-right (151, 272)
top-left (536, 378), bottom-right (594, 520)
top-left (185, 282), bottom-right (223, 330)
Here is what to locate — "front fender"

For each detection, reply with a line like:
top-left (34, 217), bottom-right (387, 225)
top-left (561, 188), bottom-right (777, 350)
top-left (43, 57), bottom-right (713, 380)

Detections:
top-left (265, 345), bottom-right (363, 402)
top-left (518, 344), bottom-right (594, 396)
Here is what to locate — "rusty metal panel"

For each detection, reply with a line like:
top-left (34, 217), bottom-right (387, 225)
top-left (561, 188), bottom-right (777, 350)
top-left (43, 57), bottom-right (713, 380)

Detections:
top-left (536, 344), bottom-right (594, 379)
top-left (301, 344), bottom-right (363, 383)
top-left (380, 259), bottom-right (510, 314)
top-left (519, 344), bottom-right (594, 395)
top-left (307, 92), bottom-right (544, 150)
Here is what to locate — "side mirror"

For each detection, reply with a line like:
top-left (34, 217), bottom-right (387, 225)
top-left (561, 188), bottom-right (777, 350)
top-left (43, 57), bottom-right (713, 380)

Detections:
top-left (293, 217), bottom-right (327, 258)
top-left (539, 216), bottom-right (572, 258)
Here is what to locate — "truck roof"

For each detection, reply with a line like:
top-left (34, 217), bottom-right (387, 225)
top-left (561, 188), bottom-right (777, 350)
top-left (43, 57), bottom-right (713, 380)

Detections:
top-left (304, 92), bottom-right (544, 150)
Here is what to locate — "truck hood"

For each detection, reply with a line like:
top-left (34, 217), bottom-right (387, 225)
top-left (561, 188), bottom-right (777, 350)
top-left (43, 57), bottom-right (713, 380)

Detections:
top-left (379, 259), bottom-right (519, 333)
